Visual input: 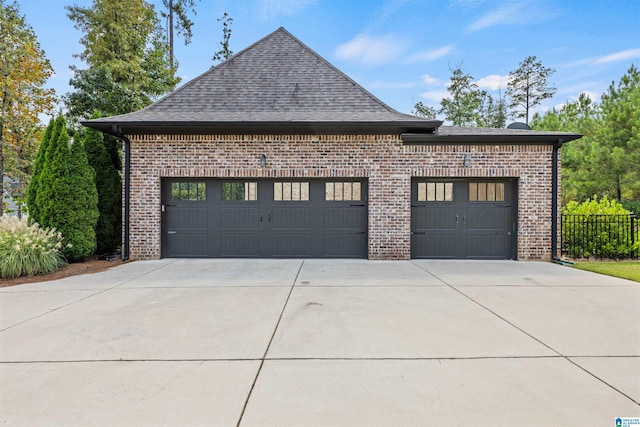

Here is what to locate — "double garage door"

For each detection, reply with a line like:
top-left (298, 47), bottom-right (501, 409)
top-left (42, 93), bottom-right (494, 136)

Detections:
top-left (161, 178), bottom-right (517, 259)
top-left (162, 179), bottom-right (368, 258)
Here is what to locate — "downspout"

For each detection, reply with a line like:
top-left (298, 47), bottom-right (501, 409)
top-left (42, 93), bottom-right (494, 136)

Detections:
top-left (551, 138), bottom-right (573, 265)
top-left (112, 125), bottom-right (130, 261)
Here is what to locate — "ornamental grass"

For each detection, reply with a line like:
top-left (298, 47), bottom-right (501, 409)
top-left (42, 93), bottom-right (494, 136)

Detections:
top-left (0, 216), bottom-right (68, 279)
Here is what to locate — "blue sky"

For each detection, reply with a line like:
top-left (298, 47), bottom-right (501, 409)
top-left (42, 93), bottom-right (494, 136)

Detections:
top-left (17, 0), bottom-right (640, 120)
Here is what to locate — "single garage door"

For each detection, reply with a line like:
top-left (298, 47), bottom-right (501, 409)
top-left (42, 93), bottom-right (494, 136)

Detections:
top-left (162, 179), bottom-right (367, 258)
top-left (411, 179), bottom-right (517, 259)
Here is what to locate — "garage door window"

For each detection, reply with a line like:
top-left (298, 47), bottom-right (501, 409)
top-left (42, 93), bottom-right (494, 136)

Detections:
top-left (222, 182), bottom-right (257, 201)
top-left (325, 182), bottom-right (361, 201)
top-left (274, 182), bottom-right (309, 201)
top-left (418, 182), bottom-right (453, 202)
top-left (469, 182), bottom-right (504, 202)
top-left (171, 182), bottom-right (206, 201)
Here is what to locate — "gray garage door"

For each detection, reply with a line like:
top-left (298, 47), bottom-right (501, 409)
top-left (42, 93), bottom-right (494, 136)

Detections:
top-left (411, 179), bottom-right (517, 259)
top-left (162, 179), bottom-right (367, 258)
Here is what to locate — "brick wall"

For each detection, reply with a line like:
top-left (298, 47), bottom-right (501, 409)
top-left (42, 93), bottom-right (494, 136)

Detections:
top-left (126, 134), bottom-right (555, 261)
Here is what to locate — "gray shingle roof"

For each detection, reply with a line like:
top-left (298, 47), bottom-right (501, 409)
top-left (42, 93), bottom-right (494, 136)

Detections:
top-left (84, 27), bottom-right (441, 135)
top-left (82, 27), bottom-right (581, 144)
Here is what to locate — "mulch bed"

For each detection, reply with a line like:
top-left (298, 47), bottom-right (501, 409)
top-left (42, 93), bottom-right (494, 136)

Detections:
top-left (0, 258), bottom-right (125, 288)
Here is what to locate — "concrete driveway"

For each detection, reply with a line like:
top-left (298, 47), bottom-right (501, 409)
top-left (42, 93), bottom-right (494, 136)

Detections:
top-left (1, 259), bottom-right (638, 426)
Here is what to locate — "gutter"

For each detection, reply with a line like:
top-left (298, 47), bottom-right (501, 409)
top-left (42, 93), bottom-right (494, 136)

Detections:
top-left (111, 125), bottom-right (130, 261)
top-left (551, 138), bottom-right (575, 266)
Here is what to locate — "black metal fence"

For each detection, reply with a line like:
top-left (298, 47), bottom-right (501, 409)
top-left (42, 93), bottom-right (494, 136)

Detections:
top-left (561, 214), bottom-right (639, 259)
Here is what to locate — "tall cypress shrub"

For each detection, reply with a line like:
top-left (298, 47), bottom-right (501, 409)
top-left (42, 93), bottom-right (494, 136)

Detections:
top-left (66, 136), bottom-right (99, 260)
top-left (37, 117), bottom-right (70, 230)
top-left (26, 119), bottom-right (54, 223)
top-left (35, 117), bottom-right (99, 261)
top-left (83, 123), bottom-right (121, 254)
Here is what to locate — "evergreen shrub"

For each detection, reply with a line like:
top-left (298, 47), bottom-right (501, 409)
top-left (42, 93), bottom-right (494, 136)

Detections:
top-left (562, 196), bottom-right (639, 258)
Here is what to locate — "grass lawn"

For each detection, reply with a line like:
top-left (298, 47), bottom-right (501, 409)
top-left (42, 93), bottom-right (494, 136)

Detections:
top-left (572, 261), bottom-right (640, 282)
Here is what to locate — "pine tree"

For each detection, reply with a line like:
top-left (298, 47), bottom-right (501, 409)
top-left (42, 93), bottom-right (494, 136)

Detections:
top-left (66, 135), bottom-right (99, 260)
top-left (83, 119), bottom-right (121, 254)
top-left (26, 118), bottom-right (54, 223)
top-left (507, 56), bottom-right (556, 125)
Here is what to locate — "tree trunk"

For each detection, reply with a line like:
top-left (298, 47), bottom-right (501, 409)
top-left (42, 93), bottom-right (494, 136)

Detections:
top-left (169, 0), bottom-right (174, 71)
top-left (0, 88), bottom-right (5, 217)
top-left (0, 126), bottom-right (4, 217)
top-left (617, 174), bottom-right (622, 201)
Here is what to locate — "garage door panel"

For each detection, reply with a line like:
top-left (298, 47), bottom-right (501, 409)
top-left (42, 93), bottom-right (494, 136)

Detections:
top-left (466, 206), bottom-right (507, 230)
top-left (221, 207), bottom-right (260, 229)
top-left (166, 207), bottom-right (207, 229)
top-left (166, 233), bottom-right (208, 257)
top-left (465, 234), bottom-right (511, 258)
top-left (272, 234), bottom-right (311, 257)
top-left (271, 207), bottom-right (311, 229)
top-left (323, 207), bottom-right (366, 229)
top-left (219, 233), bottom-right (261, 256)
top-left (412, 206), bottom-right (456, 230)
top-left (323, 234), bottom-right (366, 257)
top-left (412, 234), bottom-right (456, 258)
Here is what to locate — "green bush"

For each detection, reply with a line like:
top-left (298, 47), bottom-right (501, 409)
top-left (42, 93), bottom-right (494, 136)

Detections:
top-left (621, 200), bottom-right (640, 215)
top-left (562, 196), bottom-right (639, 258)
top-left (83, 118), bottom-right (122, 255)
top-left (0, 216), bottom-right (68, 279)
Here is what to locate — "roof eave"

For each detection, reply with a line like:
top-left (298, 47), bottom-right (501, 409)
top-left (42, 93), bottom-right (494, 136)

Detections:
top-left (401, 132), bottom-right (583, 144)
top-left (81, 120), bottom-right (443, 137)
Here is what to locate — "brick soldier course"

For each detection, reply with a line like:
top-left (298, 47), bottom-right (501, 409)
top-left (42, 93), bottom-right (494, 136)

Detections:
top-left (84, 28), bottom-right (580, 261)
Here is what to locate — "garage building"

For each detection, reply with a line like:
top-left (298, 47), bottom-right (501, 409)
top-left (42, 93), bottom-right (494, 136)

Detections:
top-left (84, 28), bottom-right (580, 261)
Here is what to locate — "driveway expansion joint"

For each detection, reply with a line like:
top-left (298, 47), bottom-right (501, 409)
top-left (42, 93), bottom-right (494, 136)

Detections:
top-left (0, 260), bottom-right (181, 333)
top-left (411, 261), bottom-right (640, 407)
top-left (236, 259), bottom-right (305, 427)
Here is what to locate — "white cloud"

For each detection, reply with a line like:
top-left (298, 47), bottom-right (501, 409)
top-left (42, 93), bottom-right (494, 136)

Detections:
top-left (421, 74), bottom-right (440, 85)
top-left (580, 90), bottom-right (600, 103)
top-left (467, 2), bottom-right (558, 32)
top-left (594, 48), bottom-right (640, 64)
top-left (419, 89), bottom-right (448, 103)
top-left (255, 0), bottom-right (317, 20)
top-left (476, 74), bottom-right (510, 90)
top-left (335, 33), bottom-right (407, 66)
top-left (566, 48), bottom-right (640, 67)
top-left (408, 45), bottom-right (453, 62)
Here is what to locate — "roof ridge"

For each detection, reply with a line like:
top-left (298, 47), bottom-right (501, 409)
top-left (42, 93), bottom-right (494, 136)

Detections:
top-left (277, 27), bottom-right (408, 117)
top-left (138, 28), bottom-right (293, 113)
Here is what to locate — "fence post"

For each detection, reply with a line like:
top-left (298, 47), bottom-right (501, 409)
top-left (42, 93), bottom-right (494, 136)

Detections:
top-left (632, 214), bottom-right (638, 259)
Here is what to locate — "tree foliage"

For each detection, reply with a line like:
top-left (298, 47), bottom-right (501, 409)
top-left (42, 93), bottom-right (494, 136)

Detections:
top-left (437, 65), bottom-right (507, 128)
top-left (532, 65), bottom-right (640, 203)
top-left (507, 55), bottom-right (556, 125)
top-left (83, 113), bottom-right (121, 254)
top-left (597, 64), bottom-right (640, 200)
top-left (65, 0), bottom-right (180, 119)
top-left (0, 0), bottom-right (56, 216)
top-left (25, 118), bottom-right (54, 221)
top-left (412, 101), bottom-right (437, 119)
top-left (477, 91), bottom-right (508, 128)
top-left (439, 66), bottom-right (484, 127)
top-left (160, 0), bottom-right (200, 70)
top-left (212, 12), bottom-right (234, 63)
top-left (66, 132), bottom-right (99, 260)
top-left (30, 116), bottom-right (98, 261)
